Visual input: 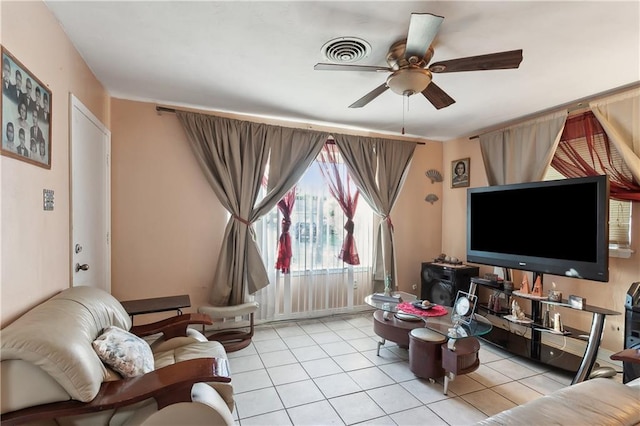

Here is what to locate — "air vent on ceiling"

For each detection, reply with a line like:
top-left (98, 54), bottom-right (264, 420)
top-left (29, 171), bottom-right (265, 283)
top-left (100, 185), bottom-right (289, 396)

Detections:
top-left (321, 37), bottom-right (371, 63)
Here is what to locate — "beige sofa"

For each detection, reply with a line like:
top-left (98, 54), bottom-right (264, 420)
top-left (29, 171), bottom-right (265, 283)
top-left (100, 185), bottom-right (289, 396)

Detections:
top-left (477, 377), bottom-right (640, 425)
top-left (1, 286), bottom-right (234, 425)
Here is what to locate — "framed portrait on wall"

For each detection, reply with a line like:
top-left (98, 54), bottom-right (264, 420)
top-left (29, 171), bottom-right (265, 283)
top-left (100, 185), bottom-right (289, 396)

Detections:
top-left (1, 45), bottom-right (52, 169)
top-left (451, 157), bottom-right (470, 188)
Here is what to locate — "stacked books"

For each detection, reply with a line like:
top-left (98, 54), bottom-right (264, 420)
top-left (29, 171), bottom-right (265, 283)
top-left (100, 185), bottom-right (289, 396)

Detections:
top-left (371, 293), bottom-right (402, 303)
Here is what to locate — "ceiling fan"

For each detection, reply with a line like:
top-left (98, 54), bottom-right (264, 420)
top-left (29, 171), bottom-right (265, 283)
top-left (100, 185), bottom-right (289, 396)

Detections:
top-left (314, 13), bottom-right (523, 110)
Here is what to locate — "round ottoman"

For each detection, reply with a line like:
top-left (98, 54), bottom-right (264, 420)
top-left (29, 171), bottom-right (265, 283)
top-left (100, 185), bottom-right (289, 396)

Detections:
top-left (409, 328), bottom-right (448, 380)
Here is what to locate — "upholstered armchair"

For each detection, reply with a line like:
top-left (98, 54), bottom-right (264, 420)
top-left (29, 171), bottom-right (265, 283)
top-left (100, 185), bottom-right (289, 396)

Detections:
top-left (1, 286), bottom-right (235, 425)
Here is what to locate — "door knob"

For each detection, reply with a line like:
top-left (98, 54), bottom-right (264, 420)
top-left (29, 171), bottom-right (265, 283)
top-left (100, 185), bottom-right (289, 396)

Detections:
top-left (75, 263), bottom-right (90, 273)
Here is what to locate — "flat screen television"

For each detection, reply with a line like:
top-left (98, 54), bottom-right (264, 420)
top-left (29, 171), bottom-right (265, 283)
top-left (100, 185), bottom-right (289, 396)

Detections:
top-left (466, 175), bottom-right (609, 282)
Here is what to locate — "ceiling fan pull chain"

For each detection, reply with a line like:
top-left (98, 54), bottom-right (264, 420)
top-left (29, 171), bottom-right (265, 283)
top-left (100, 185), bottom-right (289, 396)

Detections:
top-left (402, 94), bottom-right (407, 134)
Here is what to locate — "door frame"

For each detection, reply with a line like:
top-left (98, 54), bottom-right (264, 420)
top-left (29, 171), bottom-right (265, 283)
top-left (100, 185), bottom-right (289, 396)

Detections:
top-left (69, 94), bottom-right (111, 290)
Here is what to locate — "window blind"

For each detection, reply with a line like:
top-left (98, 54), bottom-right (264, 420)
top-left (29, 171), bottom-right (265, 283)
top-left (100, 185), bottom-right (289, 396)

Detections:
top-left (545, 164), bottom-right (631, 248)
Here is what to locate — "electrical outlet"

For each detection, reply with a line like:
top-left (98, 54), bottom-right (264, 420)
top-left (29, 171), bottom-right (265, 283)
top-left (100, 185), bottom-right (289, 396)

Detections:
top-left (43, 189), bottom-right (54, 211)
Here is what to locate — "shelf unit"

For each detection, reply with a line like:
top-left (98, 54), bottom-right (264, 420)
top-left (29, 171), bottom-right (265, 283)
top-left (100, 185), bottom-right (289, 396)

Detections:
top-left (472, 280), bottom-right (620, 384)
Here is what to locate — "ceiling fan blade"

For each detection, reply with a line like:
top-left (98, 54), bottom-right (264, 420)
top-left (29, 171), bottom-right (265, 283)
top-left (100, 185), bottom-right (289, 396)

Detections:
top-left (429, 49), bottom-right (523, 73)
top-left (422, 82), bottom-right (455, 110)
top-left (405, 13), bottom-right (444, 59)
top-left (314, 63), bottom-right (390, 72)
top-left (349, 83), bottom-right (389, 108)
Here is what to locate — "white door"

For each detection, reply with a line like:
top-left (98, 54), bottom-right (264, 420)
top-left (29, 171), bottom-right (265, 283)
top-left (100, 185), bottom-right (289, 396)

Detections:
top-left (71, 94), bottom-right (111, 291)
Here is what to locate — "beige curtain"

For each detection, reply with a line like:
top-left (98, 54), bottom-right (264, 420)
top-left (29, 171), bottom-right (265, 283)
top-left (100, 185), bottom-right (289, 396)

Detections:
top-left (333, 134), bottom-right (416, 288)
top-left (177, 111), bottom-right (328, 306)
top-left (590, 87), bottom-right (640, 184)
top-left (479, 111), bottom-right (567, 185)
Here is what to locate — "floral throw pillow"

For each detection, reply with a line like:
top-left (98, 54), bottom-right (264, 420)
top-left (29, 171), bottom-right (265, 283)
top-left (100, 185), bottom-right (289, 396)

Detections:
top-left (92, 326), bottom-right (154, 378)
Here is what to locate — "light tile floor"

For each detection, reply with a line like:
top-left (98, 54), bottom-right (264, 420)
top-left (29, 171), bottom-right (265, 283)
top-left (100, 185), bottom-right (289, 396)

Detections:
top-left (227, 312), bottom-right (615, 425)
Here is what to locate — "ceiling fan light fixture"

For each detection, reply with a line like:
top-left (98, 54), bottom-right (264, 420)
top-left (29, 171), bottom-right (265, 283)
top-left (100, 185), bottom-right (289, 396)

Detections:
top-left (386, 68), bottom-right (432, 96)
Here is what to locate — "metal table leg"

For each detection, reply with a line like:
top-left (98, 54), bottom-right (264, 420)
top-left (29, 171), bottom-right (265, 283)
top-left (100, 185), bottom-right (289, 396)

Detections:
top-left (572, 312), bottom-right (606, 384)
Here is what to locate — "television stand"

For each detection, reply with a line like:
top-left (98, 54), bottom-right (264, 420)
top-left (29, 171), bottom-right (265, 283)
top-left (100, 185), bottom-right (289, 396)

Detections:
top-left (472, 278), bottom-right (620, 384)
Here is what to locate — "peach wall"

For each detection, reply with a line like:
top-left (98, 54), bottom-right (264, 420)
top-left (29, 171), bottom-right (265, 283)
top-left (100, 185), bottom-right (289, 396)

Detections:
top-left (393, 142), bottom-right (444, 293)
top-left (441, 137), bottom-right (488, 259)
top-left (110, 99), bottom-right (227, 322)
top-left (110, 99), bottom-right (635, 352)
top-left (110, 99), bottom-right (441, 322)
top-left (1, 1), bottom-right (110, 326)
top-left (442, 137), bottom-right (639, 351)
top-left (1, 1), bottom-right (635, 357)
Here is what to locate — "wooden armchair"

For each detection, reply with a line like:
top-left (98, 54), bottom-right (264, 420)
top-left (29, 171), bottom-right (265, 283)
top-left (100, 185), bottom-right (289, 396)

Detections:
top-left (199, 301), bottom-right (259, 352)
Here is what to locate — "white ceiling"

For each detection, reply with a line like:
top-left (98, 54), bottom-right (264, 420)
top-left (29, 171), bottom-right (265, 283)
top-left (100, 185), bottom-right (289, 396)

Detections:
top-left (44, 1), bottom-right (640, 141)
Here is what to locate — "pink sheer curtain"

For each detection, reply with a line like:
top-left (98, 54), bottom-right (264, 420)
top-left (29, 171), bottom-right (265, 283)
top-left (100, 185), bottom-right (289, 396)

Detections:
top-left (318, 143), bottom-right (360, 265)
top-left (275, 187), bottom-right (296, 273)
top-left (551, 111), bottom-right (640, 201)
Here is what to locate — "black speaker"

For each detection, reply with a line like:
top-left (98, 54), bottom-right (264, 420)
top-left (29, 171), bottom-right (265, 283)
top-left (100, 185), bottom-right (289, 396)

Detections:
top-left (421, 262), bottom-right (479, 307)
top-left (623, 282), bottom-right (640, 383)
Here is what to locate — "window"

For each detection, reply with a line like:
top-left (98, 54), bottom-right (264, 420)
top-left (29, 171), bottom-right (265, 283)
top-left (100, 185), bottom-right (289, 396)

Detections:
top-left (265, 156), bottom-right (374, 273)
top-left (289, 192), bottom-right (373, 272)
top-left (546, 111), bottom-right (635, 257)
top-left (253, 148), bottom-right (375, 320)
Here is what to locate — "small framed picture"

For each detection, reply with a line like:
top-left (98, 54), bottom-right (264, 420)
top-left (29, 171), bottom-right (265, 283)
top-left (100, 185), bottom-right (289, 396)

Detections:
top-left (1, 46), bottom-right (52, 169)
top-left (451, 157), bottom-right (470, 188)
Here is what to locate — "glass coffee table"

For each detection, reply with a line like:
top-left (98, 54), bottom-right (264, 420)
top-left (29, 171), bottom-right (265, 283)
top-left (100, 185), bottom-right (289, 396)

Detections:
top-left (422, 311), bottom-right (493, 349)
top-left (365, 292), bottom-right (493, 394)
top-left (365, 292), bottom-right (492, 351)
top-left (364, 291), bottom-right (422, 355)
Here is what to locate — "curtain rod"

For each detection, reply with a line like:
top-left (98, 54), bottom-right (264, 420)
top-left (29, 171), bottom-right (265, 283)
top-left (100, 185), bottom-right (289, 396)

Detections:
top-left (156, 106), bottom-right (177, 114)
top-left (467, 81), bottom-right (640, 140)
top-left (155, 105), bottom-right (426, 145)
